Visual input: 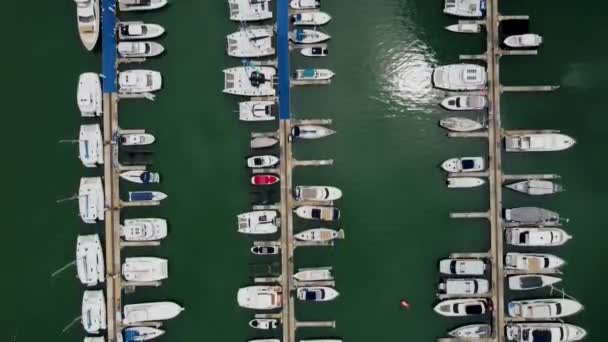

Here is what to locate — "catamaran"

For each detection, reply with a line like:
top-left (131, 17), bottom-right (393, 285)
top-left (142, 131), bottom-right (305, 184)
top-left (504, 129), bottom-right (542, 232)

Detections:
top-left (82, 290), bottom-right (106, 334)
top-left (223, 67), bottom-right (276, 96)
top-left (228, 0), bottom-right (273, 22)
top-left (79, 124), bottom-right (103, 168)
top-left (227, 28), bottom-right (275, 58)
top-left (77, 73), bottom-right (102, 117)
top-left (76, 234), bottom-right (105, 286)
top-left (79, 177), bottom-right (104, 224)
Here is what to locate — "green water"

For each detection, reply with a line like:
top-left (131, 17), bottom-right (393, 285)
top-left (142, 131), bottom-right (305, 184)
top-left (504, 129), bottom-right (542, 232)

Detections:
top-left (2, 0), bottom-right (607, 341)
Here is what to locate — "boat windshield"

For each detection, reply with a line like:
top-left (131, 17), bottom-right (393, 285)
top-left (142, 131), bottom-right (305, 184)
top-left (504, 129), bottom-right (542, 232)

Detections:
top-left (311, 208), bottom-right (321, 219)
top-left (465, 303), bottom-right (483, 315)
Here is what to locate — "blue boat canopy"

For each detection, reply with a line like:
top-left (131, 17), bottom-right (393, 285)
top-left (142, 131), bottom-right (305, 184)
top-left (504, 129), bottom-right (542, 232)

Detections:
top-left (295, 28), bottom-right (305, 41)
top-left (303, 68), bottom-right (315, 77)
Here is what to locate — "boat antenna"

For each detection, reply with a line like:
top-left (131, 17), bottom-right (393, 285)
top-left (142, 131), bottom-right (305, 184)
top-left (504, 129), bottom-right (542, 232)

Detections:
top-left (50, 259), bottom-right (78, 279)
top-left (56, 193), bottom-right (79, 204)
top-left (61, 316), bottom-right (81, 333)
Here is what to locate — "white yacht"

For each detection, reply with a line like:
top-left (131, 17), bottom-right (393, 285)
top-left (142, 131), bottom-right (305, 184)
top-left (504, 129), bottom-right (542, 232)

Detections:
top-left (238, 211), bottom-right (279, 234)
top-left (121, 133), bottom-right (156, 146)
top-left (121, 218), bottom-right (168, 241)
top-left (294, 186), bottom-right (342, 201)
top-left (508, 298), bottom-right (583, 319)
top-left (447, 177), bottom-right (485, 188)
top-left (123, 327), bottom-right (165, 341)
top-left (506, 323), bottom-right (587, 342)
top-left (297, 286), bottom-right (339, 302)
top-left (128, 191), bottom-right (168, 202)
top-left (439, 259), bottom-right (486, 275)
top-left (251, 136), bottom-right (279, 149)
top-left (443, 0), bottom-right (485, 17)
top-left (290, 28), bottom-right (331, 44)
top-left (440, 95), bottom-right (487, 111)
top-left (438, 278), bottom-right (489, 295)
top-left (505, 133), bottom-right (576, 152)
top-left (291, 125), bottom-right (335, 139)
top-left (122, 257), bottom-right (168, 282)
top-left (120, 171), bottom-right (160, 184)
top-left (77, 73), bottom-right (102, 117)
top-left (506, 180), bottom-right (563, 196)
top-left (433, 64), bottom-right (487, 91)
top-left (294, 206), bottom-right (340, 221)
top-left (119, 70), bottom-right (162, 94)
top-left (123, 302), bottom-right (185, 324)
top-left (441, 157), bottom-right (485, 173)
top-left (76, 234), bottom-right (105, 286)
top-left (301, 46), bottom-right (328, 57)
top-left (249, 318), bottom-right (278, 330)
top-left (506, 227), bottom-right (572, 247)
top-left (74, 0), bottom-right (99, 51)
top-left (227, 28), bottom-right (275, 58)
top-left (119, 22), bottom-right (165, 40)
top-left (228, 0), bottom-right (273, 22)
top-left (434, 298), bottom-right (488, 317)
top-left (119, 0), bottom-right (168, 11)
top-left (290, 0), bottom-right (319, 9)
top-left (79, 124), bottom-right (104, 168)
top-left (237, 286), bottom-right (283, 309)
top-left (293, 268), bottom-right (333, 282)
top-left (292, 12), bottom-right (331, 26)
top-left (449, 324), bottom-right (491, 338)
top-left (251, 245), bottom-right (280, 255)
top-left (82, 290), bottom-right (106, 334)
top-left (79, 177), bottom-right (105, 224)
top-left (293, 68), bottom-right (335, 81)
top-left (223, 67), bottom-right (276, 96)
top-left (508, 274), bottom-right (562, 291)
top-left (118, 42), bottom-right (165, 58)
top-left (504, 34), bottom-right (543, 48)
top-left (505, 253), bottom-right (565, 272)
top-left (439, 117), bottom-right (484, 132)
top-left (239, 101), bottom-right (275, 121)
top-left (445, 23), bottom-right (481, 33)
top-left (247, 155), bottom-right (279, 168)
top-left (294, 228), bottom-right (344, 242)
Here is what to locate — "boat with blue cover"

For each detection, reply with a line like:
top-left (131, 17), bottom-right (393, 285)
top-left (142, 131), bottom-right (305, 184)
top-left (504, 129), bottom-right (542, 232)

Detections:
top-left (128, 191), bottom-right (168, 202)
top-left (290, 28), bottom-right (330, 44)
top-left (121, 170), bottom-right (160, 184)
top-left (123, 327), bottom-right (165, 341)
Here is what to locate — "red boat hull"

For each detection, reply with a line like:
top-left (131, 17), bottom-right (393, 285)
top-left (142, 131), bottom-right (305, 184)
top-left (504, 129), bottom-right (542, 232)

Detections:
top-left (251, 175), bottom-right (280, 185)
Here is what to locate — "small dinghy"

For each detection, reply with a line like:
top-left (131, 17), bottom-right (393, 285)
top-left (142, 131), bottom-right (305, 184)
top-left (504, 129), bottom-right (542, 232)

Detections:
top-left (505, 133), bottom-right (576, 152)
top-left (247, 155), bottom-right (279, 168)
top-left (439, 117), bottom-right (484, 132)
top-left (118, 41), bottom-right (165, 58)
top-left (449, 324), bottom-right (491, 338)
top-left (506, 323), bottom-right (587, 342)
top-left (249, 318), bottom-right (278, 330)
top-left (238, 211), bottom-right (279, 234)
top-left (447, 177), bottom-right (485, 188)
top-left (118, 22), bottom-right (165, 40)
top-left (294, 186), bottom-right (342, 201)
top-left (294, 228), bottom-right (344, 242)
top-left (438, 278), bottom-right (489, 295)
top-left (119, 0), bottom-right (168, 11)
top-left (508, 274), bottom-right (562, 291)
top-left (441, 157), bottom-right (485, 173)
top-left (301, 46), bottom-right (328, 57)
top-left (297, 287), bottom-right (339, 302)
top-left (77, 73), bottom-right (102, 117)
top-left (439, 259), bottom-right (486, 275)
top-left (251, 137), bottom-right (279, 149)
top-left (441, 95), bottom-right (487, 111)
top-left (293, 68), bottom-right (335, 81)
top-left (121, 218), bottom-right (168, 241)
top-left (121, 133), bottom-right (156, 146)
top-left (76, 234), bottom-right (105, 286)
top-left (290, 0), bottom-right (320, 9)
top-left (506, 227), bottom-right (572, 247)
top-left (251, 174), bottom-right (280, 185)
top-left (504, 34), bottom-right (543, 48)
top-left (508, 298), bottom-right (583, 319)
top-left (291, 125), bottom-right (335, 139)
top-left (122, 257), bottom-right (168, 282)
top-left (434, 299), bottom-right (488, 317)
top-left (82, 290), bottom-right (106, 333)
top-left (294, 268), bottom-right (333, 282)
top-left (119, 70), bottom-right (162, 94)
top-left (290, 28), bottom-right (331, 44)
top-left (445, 23), bottom-right (481, 33)
top-left (292, 12), bottom-right (331, 26)
top-left (294, 206), bottom-right (340, 221)
top-left (123, 302), bottom-right (185, 324)
top-left (505, 253), bottom-right (565, 272)
top-left (120, 171), bottom-right (160, 184)
top-left (251, 245), bottom-right (280, 255)
top-left (74, 0), bottom-right (100, 51)
top-left (237, 286), bottom-right (283, 310)
top-left (123, 327), bottom-right (165, 341)
top-left (128, 191), bottom-right (168, 202)
top-left (239, 101), bottom-right (275, 121)
top-left (506, 180), bottom-right (563, 196)
top-left (504, 207), bottom-right (562, 226)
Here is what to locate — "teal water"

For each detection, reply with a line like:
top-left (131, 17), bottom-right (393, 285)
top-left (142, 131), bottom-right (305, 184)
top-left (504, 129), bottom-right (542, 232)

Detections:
top-left (1, 0), bottom-right (607, 341)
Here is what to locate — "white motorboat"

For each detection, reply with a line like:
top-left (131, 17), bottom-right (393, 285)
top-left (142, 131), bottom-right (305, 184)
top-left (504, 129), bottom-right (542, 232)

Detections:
top-left (508, 298), bottom-right (583, 319)
top-left (223, 67), bottom-right (276, 96)
top-left (291, 125), bottom-right (335, 139)
top-left (79, 177), bottom-right (104, 224)
top-left (438, 278), bottom-right (489, 295)
top-left (247, 155), bottom-right (279, 168)
top-left (227, 28), bottom-right (275, 58)
top-left (76, 234), bottom-right (105, 286)
top-left (238, 211), bottom-right (279, 234)
top-left (239, 100), bottom-right (275, 121)
top-left (119, 0), bottom-right (168, 11)
top-left (433, 64), bottom-right (487, 91)
top-left (128, 191), bottom-right (168, 202)
top-left (290, 0), bottom-right (320, 9)
top-left (443, 0), bottom-right (485, 17)
top-left (123, 302), bottom-right (184, 324)
top-left (508, 274), bottom-right (562, 291)
top-left (118, 22), bottom-right (165, 40)
top-left (292, 12), bottom-right (331, 26)
top-left (294, 206), bottom-right (340, 221)
top-left (251, 136), bottom-right (279, 149)
top-left (439, 259), bottom-right (486, 275)
top-left (290, 28), bottom-right (331, 44)
top-left (237, 286), bottom-right (283, 309)
top-left (120, 171), bottom-right (160, 184)
top-left (123, 257), bottom-right (168, 282)
top-left (228, 0), bottom-right (273, 22)
top-left (77, 73), bottom-right (102, 117)
top-left (434, 298), bottom-right (488, 317)
top-left (505, 253), bottom-right (565, 272)
top-left (294, 228), bottom-right (344, 242)
top-left (123, 327), bottom-right (165, 341)
top-left (118, 41), bottom-right (165, 58)
top-left (441, 157), bottom-right (485, 173)
top-left (505, 133), bottom-right (576, 152)
top-left (119, 70), bottom-right (162, 94)
top-left (449, 324), bottom-right (491, 338)
top-left (439, 117), bottom-right (484, 132)
top-left (506, 227), bottom-right (572, 247)
top-left (121, 133), bottom-right (156, 146)
top-left (506, 180), bottom-right (563, 196)
top-left (249, 318), bottom-right (278, 330)
top-left (506, 323), bottom-right (587, 342)
top-left (297, 286), bottom-right (339, 302)
top-left (294, 68), bottom-right (335, 81)
top-left (293, 268), bottom-right (333, 282)
top-left (79, 124), bottom-right (104, 168)
top-left (74, 0), bottom-right (100, 51)
top-left (82, 290), bottom-right (106, 334)
top-left (447, 177), bottom-right (485, 188)
top-left (251, 245), bottom-right (280, 255)
top-left (121, 218), bottom-right (168, 241)
top-left (294, 186), bottom-right (342, 201)
top-left (440, 95), bottom-right (487, 111)
top-left (445, 23), bottom-right (481, 33)
top-left (504, 207), bottom-right (561, 226)
top-left (504, 34), bottom-right (543, 48)
top-left (301, 46), bottom-right (328, 57)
